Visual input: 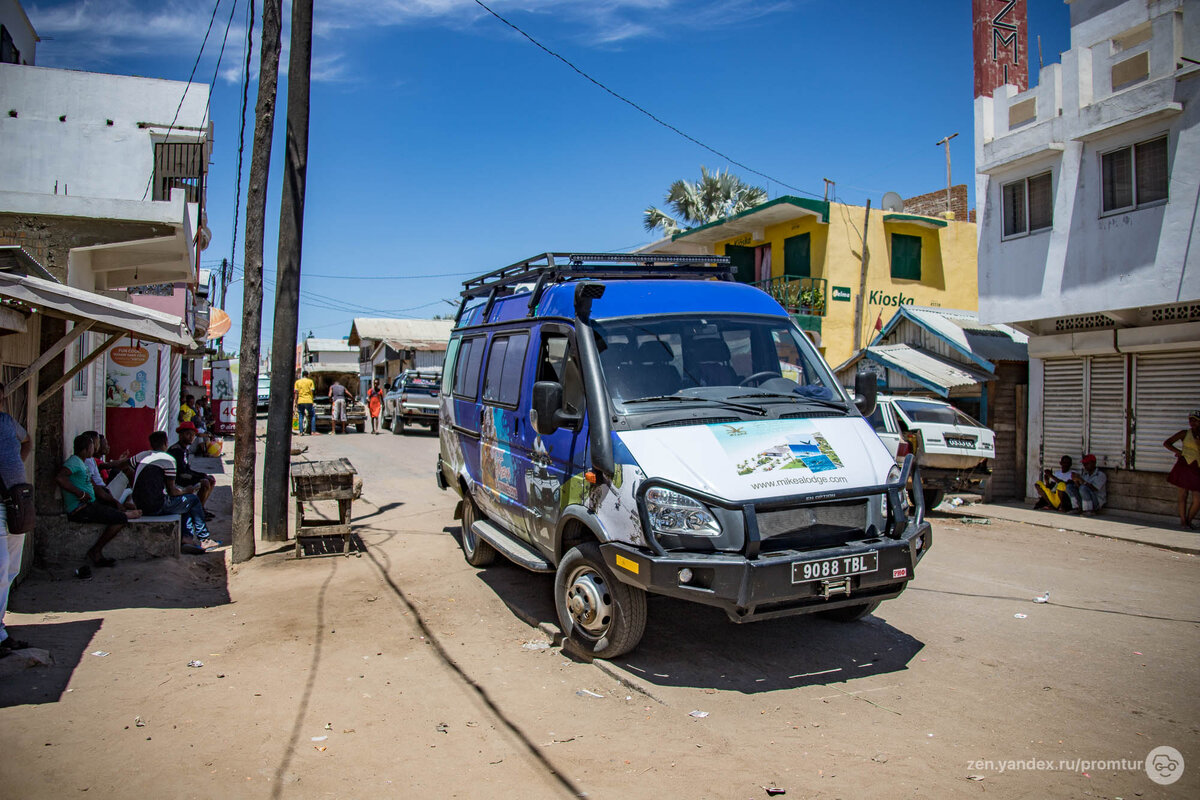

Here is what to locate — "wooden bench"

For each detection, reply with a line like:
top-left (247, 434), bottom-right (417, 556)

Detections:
top-left (291, 458), bottom-right (358, 558)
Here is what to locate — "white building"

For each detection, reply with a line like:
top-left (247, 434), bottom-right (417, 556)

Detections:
top-left (973, 0), bottom-right (1199, 515)
top-left (347, 318), bottom-right (454, 387)
top-left (0, 0), bottom-right (210, 506)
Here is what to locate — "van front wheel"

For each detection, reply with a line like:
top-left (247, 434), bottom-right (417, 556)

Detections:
top-left (555, 543), bottom-right (646, 659)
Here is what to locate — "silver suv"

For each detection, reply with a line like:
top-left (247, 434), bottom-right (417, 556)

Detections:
top-left (385, 367), bottom-right (442, 435)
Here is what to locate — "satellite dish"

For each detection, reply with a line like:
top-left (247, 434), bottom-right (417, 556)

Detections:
top-left (881, 191), bottom-right (905, 212)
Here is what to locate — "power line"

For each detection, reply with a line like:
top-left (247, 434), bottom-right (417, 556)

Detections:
top-left (470, 0), bottom-right (822, 200)
top-left (227, 0), bottom-right (255, 308)
top-left (140, 0), bottom-right (224, 201)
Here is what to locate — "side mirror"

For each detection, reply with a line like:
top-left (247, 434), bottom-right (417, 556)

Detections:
top-left (532, 381), bottom-right (582, 435)
top-left (854, 370), bottom-right (877, 417)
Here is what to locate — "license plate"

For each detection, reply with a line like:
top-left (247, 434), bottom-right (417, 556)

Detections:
top-left (945, 437), bottom-right (975, 448)
top-left (791, 552), bottom-right (878, 584)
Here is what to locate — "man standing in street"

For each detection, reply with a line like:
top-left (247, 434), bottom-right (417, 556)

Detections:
top-left (294, 370), bottom-right (316, 435)
top-left (1066, 454), bottom-right (1107, 515)
top-left (329, 378), bottom-right (352, 434)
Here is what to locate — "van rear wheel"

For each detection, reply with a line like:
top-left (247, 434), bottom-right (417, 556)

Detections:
top-left (555, 543), bottom-right (646, 659)
top-left (459, 496), bottom-right (496, 567)
top-left (818, 601), bottom-right (880, 622)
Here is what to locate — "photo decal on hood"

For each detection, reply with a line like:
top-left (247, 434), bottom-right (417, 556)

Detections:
top-left (711, 421), bottom-right (845, 476)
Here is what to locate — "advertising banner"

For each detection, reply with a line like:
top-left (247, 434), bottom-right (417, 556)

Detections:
top-left (105, 344), bottom-right (157, 409)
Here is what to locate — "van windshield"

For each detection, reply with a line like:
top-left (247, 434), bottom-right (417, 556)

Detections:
top-left (592, 314), bottom-right (844, 414)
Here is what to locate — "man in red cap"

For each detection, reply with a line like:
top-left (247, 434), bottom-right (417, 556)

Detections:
top-left (169, 422), bottom-right (215, 511)
top-left (1066, 453), bottom-right (1107, 515)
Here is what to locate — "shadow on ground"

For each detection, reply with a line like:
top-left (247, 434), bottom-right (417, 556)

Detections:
top-left (457, 525), bottom-right (925, 694)
top-left (12, 552), bottom-right (230, 613)
top-left (0, 618), bottom-right (103, 708)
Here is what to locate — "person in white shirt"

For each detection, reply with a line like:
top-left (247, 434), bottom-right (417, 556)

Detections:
top-left (1066, 454), bottom-right (1107, 515)
top-left (1034, 455), bottom-right (1075, 511)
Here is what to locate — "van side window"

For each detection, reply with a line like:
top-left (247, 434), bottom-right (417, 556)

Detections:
top-left (867, 404), bottom-right (887, 433)
top-left (441, 338), bottom-right (461, 395)
top-left (538, 332), bottom-right (584, 414)
top-left (483, 333), bottom-right (529, 407)
top-left (453, 336), bottom-right (485, 400)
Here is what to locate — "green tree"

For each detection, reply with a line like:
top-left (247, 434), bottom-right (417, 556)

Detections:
top-left (643, 166), bottom-right (768, 235)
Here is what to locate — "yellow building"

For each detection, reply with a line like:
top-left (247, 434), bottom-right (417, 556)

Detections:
top-left (642, 195), bottom-right (978, 367)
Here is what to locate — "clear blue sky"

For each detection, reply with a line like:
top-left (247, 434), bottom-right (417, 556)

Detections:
top-left (26, 0), bottom-right (1071, 349)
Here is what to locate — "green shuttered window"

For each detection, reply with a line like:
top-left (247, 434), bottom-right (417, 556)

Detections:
top-left (783, 233), bottom-right (810, 278)
top-left (890, 233), bottom-right (921, 280)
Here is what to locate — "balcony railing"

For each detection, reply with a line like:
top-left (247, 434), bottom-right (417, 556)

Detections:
top-left (752, 276), bottom-right (827, 317)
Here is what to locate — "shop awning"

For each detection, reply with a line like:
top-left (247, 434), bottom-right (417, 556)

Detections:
top-left (0, 270), bottom-right (194, 404)
top-left (0, 271), bottom-right (193, 347)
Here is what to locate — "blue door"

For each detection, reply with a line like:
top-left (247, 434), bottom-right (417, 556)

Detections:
top-left (477, 329), bottom-right (533, 540)
top-left (449, 334), bottom-right (487, 493)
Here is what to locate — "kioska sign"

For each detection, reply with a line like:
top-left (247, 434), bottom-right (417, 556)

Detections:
top-left (868, 290), bottom-right (915, 307)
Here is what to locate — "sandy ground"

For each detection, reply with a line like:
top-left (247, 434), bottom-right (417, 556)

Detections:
top-left (1, 424), bottom-right (1197, 799)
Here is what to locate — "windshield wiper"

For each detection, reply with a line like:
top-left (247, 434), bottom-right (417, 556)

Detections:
top-left (728, 392), bottom-right (849, 411)
top-left (622, 395), bottom-right (766, 416)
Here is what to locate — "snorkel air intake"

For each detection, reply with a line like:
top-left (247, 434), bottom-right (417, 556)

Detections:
top-left (573, 282), bottom-right (614, 478)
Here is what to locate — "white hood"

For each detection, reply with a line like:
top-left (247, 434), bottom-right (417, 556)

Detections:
top-left (617, 417), bottom-right (895, 502)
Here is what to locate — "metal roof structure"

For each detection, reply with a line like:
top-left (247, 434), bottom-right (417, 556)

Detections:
top-left (874, 306), bottom-right (1028, 368)
top-left (859, 344), bottom-right (995, 396)
top-left (347, 318), bottom-right (455, 348)
top-left (304, 337), bottom-right (356, 353)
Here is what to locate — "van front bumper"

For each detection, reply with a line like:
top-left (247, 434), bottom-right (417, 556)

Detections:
top-left (599, 521), bottom-right (931, 623)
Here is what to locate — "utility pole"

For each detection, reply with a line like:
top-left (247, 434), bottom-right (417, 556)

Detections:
top-left (262, 0), bottom-right (313, 542)
top-left (935, 132), bottom-right (959, 217)
top-left (852, 200), bottom-right (872, 352)
top-left (216, 256), bottom-right (230, 355)
top-left (231, 0), bottom-right (281, 563)
top-left (823, 178), bottom-right (835, 203)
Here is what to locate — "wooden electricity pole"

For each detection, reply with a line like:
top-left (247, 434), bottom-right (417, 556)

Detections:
top-left (852, 200), bottom-right (872, 352)
top-left (935, 132), bottom-right (959, 217)
top-left (262, 0), bottom-right (314, 541)
top-left (231, 0), bottom-right (281, 563)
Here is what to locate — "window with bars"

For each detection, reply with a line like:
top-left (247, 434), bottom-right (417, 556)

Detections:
top-left (72, 332), bottom-right (89, 398)
top-left (1002, 172), bottom-right (1053, 238)
top-left (152, 141), bottom-right (206, 204)
top-left (1101, 135), bottom-right (1168, 213)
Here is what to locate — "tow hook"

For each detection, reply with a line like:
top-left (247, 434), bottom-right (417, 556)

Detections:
top-left (820, 578), bottom-right (852, 600)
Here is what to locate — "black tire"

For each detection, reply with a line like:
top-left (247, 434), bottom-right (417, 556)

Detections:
top-left (392, 413), bottom-right (405, 435)
top-left (555, 542), bottom-right (647, 659)
top-left (923, 488), bottom-right (945, 510)
top-left (818, 601), bottom-right (880, 622)
top-left (429, 422), bottom-right (439, 435)
top-left (459, 495), bottom-right (496, 567)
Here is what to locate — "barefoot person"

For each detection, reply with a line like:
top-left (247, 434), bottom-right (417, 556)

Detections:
top-left (1164, 410), bottom-right (1200, 529)
top-left (56, 434), bottom-right (142, 569)
top-left (0, 383), bottom-right (32, 656)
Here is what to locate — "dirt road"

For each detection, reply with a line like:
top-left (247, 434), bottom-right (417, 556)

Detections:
top-left (2, 429), bottom-right (1197, 798)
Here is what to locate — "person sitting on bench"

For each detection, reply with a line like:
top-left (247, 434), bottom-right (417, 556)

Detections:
top-left (56, 434), bottom-right (142, 568)
top-left (131, 431), bottom-right (218, 552)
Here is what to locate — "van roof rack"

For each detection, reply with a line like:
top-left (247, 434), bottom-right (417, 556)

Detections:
top-left (460, 252), bottom-right (733, 301)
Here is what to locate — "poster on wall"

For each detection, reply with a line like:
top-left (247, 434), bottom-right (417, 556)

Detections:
top-left (105, 343), bottom-right (157, 409)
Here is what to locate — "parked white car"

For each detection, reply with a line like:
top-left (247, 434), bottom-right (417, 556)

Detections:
top-left (866, 394), bottom-right (994, 508)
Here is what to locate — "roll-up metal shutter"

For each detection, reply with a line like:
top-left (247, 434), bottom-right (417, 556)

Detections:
top-left (414, 349), bottom-right (445, 369)
top-left (1042, 358), bottom-right (1085, 463)
top-left (1133, 350), bottom-right (1200, 472)
top-left (1086, 354), bottom-right (1126, 467)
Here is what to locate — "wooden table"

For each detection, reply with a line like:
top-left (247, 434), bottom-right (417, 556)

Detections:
top-left (290, 458), bottom-right (358, 558)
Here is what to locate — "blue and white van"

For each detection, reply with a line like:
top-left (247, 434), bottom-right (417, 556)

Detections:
top-left (437, 253), bottom-right (932, 658)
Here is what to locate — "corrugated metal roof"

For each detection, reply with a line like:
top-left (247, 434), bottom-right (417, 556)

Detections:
top-left (349, 318), bottom-right (454, 348)
top-left (305, 338), bottom-right (356, 353)
top-left (866, 344), bottom-right (995, 394)
top-left (877, 306), bottom-right (1028, 364)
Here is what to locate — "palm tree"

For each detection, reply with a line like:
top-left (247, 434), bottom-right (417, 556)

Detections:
top-left (643, 166), bottom-right (768, 235)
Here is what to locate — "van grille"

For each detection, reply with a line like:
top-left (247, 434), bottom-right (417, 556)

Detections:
top-left (756, 501), bottom-right (869, 552)
top-left (779, 410), bottom-right (845, 420)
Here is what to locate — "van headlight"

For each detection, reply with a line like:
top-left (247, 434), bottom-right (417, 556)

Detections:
top-left (645, 488), bottom-right (721, 537)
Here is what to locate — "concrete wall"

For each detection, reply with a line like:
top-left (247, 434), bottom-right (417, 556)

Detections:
top-left (708, 204), bottom-right (979, 366)
top-left (903, 184), bottom-right (971, 220)
top-left (0, 0), bottom-right (37, 64)
top-left (0, 63), bottom-right (209, 203)
top-left (0, 213), bottom-right (177, 282)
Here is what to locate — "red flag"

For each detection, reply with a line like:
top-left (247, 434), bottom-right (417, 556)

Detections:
top-left (874, 312), bottom-right (883, 332)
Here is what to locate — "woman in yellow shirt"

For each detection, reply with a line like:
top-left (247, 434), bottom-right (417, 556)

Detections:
top-left (1164, 409), bottom-right (1200, 529)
